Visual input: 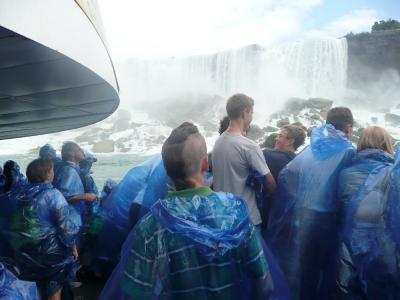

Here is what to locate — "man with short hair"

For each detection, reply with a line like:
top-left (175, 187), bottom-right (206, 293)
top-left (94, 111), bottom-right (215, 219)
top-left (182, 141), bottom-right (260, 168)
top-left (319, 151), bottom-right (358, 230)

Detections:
top-left (267, 107), bottom-right (355, 300)
top-left (212, 93), bottom-right (276, 227)
top-left (100, 122), bottom-right (287, 300)
top-left (264, 124), bottom-right (306, 180)
top-left (53, 142), bottom-right (97, 215)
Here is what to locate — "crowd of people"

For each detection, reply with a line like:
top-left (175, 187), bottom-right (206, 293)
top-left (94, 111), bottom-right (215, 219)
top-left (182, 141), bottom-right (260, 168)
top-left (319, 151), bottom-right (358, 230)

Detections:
top-left (0, 93), bottom-right (399, 300)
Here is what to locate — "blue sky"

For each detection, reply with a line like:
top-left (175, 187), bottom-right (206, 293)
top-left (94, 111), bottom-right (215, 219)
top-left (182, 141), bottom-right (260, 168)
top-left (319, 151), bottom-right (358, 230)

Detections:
top-left (304, 0), bottom-right (400, 33)
top-left (98, 0), bottom-right (400, 60)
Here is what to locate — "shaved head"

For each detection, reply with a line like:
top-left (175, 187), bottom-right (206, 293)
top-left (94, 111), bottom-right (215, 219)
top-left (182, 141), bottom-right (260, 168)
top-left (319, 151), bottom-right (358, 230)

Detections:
top-left (182, 133), bottom-right (207, 179)
top-left (162, 122), bottom-right (207, 189)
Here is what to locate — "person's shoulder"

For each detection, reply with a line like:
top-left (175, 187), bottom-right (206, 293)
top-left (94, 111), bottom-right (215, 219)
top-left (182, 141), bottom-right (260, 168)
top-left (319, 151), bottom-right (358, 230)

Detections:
top-left (42, 185), bottom-right (67, 201)
top-left (213, 191), bottom-right (247, 206)
top-left (267, 150), bottom-right (295, 159)
top-left (135, 212), bottom-right (164, 239)
top-left (231, 135), bottom-right (261, 153)
top-left (58, 163), bottom-right (76, 174)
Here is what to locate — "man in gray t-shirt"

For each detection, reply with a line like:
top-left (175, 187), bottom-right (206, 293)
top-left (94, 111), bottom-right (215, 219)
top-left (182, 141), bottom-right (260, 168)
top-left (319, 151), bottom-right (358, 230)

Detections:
top-left (212, 93), bottom-right (276, 225)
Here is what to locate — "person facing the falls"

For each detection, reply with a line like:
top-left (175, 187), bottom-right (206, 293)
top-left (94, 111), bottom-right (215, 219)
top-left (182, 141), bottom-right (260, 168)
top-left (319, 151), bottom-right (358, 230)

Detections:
top-left (1, 158), bottom-right (81, 300)
top-left (266, 106), bottom-right (355, 300)
top-left (53, 141), bottom-right (97, 215)
top-left (39, 143), bottom-right (63, 174)
top-left (2, 160), bottom-right (26, 193)
top-left (334, 127), bottom-right (400, 299)
top-left (99, 122), bottom-right (290, 300)
top-left (212, 93), bottom-right (276, 228)
top-left (338, 126), bottom-right (395, 209)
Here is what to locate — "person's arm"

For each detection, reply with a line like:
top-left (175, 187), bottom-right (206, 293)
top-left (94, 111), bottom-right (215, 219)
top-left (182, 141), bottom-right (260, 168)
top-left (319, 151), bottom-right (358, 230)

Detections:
top-left (264, 172), bottom-right (276, 193)
top-left (68, 193), bottom-right (97, 203)
top-left (248, 144), bottom-right (276, 193)
top-left (72, 244), bottom-right (79, 261)
top-left (55, 167), bottom-right (92, 203)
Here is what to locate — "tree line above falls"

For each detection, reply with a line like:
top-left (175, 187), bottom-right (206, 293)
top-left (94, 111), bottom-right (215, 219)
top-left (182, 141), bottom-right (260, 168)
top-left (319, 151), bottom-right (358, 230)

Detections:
top-left (346, 19), bottom-right (400, 38)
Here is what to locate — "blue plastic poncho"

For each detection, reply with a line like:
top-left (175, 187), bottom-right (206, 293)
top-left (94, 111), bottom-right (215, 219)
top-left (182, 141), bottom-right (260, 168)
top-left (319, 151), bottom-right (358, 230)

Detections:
top-left (338, 149), bottom-right (394, 210)
top-left (53, 161), bottom-right (85, 214)
top-left (99, 190), bottom-right (290, 300)
top-left (80, 151), bottom-right (98, 195)
top-left (78, 152), bottom-right (99, 219)
top-left (99, 178), bottom-right (117, 206)
top-left (334, 151), bottom-right (400, 299)
top-left (266, 124), bottom-right (355, 299)
top-left (0, 183), bottom-right (81, 297)
top-left (88, 155), bottom-right (170, 274)
top-left (2, 160), bottom-right (26, 193)
top-left (38, 144), bottom-right (63, 174)
top-left (0, 263), bottom-right (40, 300)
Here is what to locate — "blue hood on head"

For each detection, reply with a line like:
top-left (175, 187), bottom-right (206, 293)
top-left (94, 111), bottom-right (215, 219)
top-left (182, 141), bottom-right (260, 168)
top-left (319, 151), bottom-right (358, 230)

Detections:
top-left (151, 192), bottom-right (252, 259)
top-left (354, 148), bottom-right (394, 165)
top-left (311, 124), bottom-right (353, 160)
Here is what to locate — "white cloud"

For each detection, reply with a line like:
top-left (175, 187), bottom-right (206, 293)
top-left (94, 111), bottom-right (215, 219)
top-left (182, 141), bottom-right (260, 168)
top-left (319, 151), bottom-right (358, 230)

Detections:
top-left (98, 0), bottom-right (322, 60)
top-left (305, 9), bottom-right (378, 38)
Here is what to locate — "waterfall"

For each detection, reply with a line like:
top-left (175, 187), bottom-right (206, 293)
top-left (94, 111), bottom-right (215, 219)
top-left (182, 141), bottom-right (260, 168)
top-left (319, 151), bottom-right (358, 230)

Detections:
top-left (120, 38), bottom-right (348, 114)
top-left (281, 38), bottom-right (348, 99)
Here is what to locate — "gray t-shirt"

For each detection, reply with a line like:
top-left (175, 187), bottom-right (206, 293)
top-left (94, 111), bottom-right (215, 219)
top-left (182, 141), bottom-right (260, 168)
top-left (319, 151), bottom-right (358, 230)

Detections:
top-left (212, 131), bottom-right (270, 225)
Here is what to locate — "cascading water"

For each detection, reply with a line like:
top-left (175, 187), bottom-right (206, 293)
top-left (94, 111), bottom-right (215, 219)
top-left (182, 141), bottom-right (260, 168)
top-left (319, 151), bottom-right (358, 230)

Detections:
top-left (118, 38), bottom-right (349, 135)
top-left (121, 38), bottom-right (348, 111)
top-left (281, 38), bottom-right (348, 100)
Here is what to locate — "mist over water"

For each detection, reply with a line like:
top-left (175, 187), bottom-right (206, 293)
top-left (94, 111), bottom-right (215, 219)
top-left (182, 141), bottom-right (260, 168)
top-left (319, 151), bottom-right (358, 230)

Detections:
top-left (118, 38), bottom-right (349, 126)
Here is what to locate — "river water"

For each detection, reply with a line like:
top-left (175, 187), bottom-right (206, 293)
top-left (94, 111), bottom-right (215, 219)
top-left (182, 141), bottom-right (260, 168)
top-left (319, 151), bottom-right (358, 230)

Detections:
top-left (0, 153), bottom-right (151, 189)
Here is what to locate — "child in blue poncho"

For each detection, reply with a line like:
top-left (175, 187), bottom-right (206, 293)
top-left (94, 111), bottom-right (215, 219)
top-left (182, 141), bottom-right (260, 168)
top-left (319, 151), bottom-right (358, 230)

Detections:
top-left (100, 122), bottom-right (290, 300)
top-left (1, 159), bottom-right (81, 300)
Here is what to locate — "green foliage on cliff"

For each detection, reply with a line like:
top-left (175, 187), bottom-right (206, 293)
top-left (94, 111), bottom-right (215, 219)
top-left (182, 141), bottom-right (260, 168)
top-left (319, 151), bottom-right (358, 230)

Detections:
top-left (372, 19), bottom-right (400, 32)
top-left (345, 19), bottom-right (400, 38)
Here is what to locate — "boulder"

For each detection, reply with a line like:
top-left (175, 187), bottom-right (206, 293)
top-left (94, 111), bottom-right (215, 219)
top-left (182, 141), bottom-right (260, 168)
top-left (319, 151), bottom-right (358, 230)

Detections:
top-left (92, 140), bottom-right (115, 153)
top-left (277, 118), bottom-right (290, 128)
top-left (310, 114), bottom-right (321, 120)
top-left (384, 113), bottom-right (400, 126)
top-left (264, 125), bottom-right (279, 132)
top-left (247, 125), bottom-right (264, 141)
top-left (307, 98), bottom-right (333, 110)
top-left (283, 98), bottom-right (307, 114)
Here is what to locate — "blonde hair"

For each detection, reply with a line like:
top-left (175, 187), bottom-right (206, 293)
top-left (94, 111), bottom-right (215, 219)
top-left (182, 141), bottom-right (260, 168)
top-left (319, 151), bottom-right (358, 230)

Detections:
top-left (357, 126), bottom-right (394, 154)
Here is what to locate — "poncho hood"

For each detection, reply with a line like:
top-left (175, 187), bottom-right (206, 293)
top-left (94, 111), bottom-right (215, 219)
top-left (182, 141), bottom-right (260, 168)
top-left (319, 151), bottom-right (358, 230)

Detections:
top-left (311, 124), bottom-right (353, 160)
top-left (151, 191), bottom-right (252, 259)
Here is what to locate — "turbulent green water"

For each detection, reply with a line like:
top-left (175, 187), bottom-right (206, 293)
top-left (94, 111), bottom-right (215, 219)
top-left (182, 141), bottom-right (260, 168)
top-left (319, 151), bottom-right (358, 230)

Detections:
top-left (0, 153), bottom-right (152, 189)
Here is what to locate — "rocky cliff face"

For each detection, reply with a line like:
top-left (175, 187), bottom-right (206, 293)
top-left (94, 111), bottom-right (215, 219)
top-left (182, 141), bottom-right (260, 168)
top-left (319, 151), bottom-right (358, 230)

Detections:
top-left (346, 29), bottom-right (400, 99)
